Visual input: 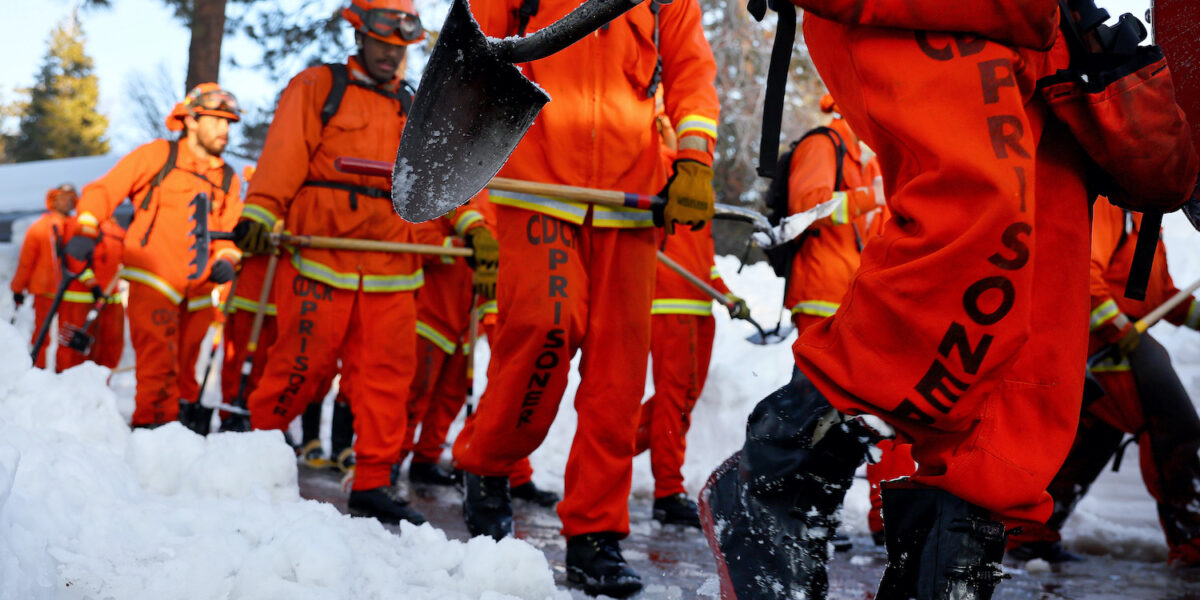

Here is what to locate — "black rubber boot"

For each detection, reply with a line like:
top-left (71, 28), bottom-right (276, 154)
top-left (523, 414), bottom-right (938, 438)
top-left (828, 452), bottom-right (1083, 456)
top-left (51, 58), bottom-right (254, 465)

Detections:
top-left (1006, 540), bottom-right (1082, 563)
top-left (699, 377), bottom-right (880, 600)
top-left (330, 399), bottom-right (354, 459)
top-left (461, 472), bottom-right (513, 540)
top-left (177, 400), bottom-right (213, 436)
top-left (301, 401), bottom-right (322, 447)
top-left (653, 493), bottom-right (701, 528)
top-left (347, 485), bottom-right (427, 526)
top-left (511, 480), bottom-right (560, 508)
top-left (875, 485), bottom-right (1009, 600)
top-left (566, 532), bottom-right (643, 598)
top-left (409, 461), bottom-right (457, 486)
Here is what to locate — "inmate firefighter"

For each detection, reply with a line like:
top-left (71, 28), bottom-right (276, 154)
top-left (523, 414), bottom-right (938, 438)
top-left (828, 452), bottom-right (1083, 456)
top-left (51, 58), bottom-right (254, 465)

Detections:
top-left (1008, 195), bottom-right (1200, 565)
top-left (56, 215), bottom-right (125, 372)
top-left (448, 0), bottom-right (719, 594)
top-left (68, 84), bottom-right (243, 428)
top-left (231, 0), bottom-right (433, 526)
top-left (701, 0), bottom-right (1199, 598)
top-left (12, 184), bottom-right (76, 368)
top-left (781, 94), bottom-right (912, 546)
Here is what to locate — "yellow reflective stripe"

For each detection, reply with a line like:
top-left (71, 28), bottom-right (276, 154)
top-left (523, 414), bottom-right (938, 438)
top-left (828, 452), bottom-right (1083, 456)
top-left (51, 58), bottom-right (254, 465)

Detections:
top-left (362, 269), bottom-right (424, 292)
top-left (416, 321), bottom-right (457, 354)
top-left (453, 210), bottom-right (484, 237)
top-left (288, 250), bottom-right (361, 291)
top-left (829, 191), bottom-right (851, 225)
top-left (242, 204), bottom-right (278, 227)
top-left (77, 212), bottom-right (99, 228)
top-left (63, 291), bottom-right (96, 303)
top-left (230, 295), bottom-right (277, 316)
top-left (1187, 300), bottom-right (1200, 330)
top-left (592, 206), bottom-right (655, 228)
top-left (709, 266), bottom-right (721, 281)
top-left (1089, 299), bottom-right (1120, 331)
top-left (1089, 355), bottom-right (1132, 373)
top-left (481, 300), bottom-right (498, 315)
top-left (122, 267), bottom-right (182, 305)
top-left (651, 298), bottom-right (712, 316)
top-left (187, 296), bottom-right (214, 312)
top-left (676, 115), bottom-right (718, 138)
top-left (489, 190), bottom-right (588, 224)
top-left (441, 237), bottom-right (457, 265)
top-left (78, 268), bottom-right (96, 282)
top-left (790, 300), bottom-right (839, 317)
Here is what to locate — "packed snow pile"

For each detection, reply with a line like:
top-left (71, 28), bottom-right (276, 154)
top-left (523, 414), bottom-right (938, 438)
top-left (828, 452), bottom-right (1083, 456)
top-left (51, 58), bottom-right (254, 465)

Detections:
top-left (0, 321), bottom-right (566, 600)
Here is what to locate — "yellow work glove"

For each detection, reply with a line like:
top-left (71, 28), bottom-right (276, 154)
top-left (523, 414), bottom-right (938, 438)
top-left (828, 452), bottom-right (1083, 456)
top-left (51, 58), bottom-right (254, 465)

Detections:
top-left (726, 294), bottom-right (751, 320)
top-left (466, 228), bottom-right (500, 300)
top-left (656, 159), bottom-right (715, 234)
top-left (1115, 319), bottom-right (1141, 357)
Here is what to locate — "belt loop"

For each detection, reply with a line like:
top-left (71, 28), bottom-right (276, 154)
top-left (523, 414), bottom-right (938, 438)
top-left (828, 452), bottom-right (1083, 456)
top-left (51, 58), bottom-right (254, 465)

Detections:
top-left (350, 190), bottom-right (358, 210)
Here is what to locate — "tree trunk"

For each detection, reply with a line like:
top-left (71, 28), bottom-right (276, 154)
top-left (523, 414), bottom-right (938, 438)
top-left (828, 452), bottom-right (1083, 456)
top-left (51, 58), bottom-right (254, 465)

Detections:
top-left (185, 0), bottom-right (228, 92)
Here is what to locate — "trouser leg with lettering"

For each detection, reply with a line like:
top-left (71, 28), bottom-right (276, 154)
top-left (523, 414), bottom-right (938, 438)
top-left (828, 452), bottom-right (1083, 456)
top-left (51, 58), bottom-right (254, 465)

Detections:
top-left (128, 282), bottom-right (210, 425)
top-left (338, 287), bottom-right (417, 490)
top-left (646, 313), bottom-right (715, 499)
top-left (798, 17), bottom-right (1090, 524)
top-left (175, 293), bottom-right (216, 405)
top-left (248, 259), bottom-right (349, 435)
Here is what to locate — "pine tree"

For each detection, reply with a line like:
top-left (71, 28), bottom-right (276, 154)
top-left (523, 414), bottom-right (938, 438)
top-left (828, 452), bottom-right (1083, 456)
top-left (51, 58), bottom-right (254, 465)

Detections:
top-left (9, 12), bottom-right (109, 163)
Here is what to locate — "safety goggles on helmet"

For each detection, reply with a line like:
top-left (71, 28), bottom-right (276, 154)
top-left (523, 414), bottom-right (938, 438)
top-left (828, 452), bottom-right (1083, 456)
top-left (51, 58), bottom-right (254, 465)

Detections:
top-left (359, 8), bottom-right (423, 42)
top-left (184, 88), bottom-right (242, 121)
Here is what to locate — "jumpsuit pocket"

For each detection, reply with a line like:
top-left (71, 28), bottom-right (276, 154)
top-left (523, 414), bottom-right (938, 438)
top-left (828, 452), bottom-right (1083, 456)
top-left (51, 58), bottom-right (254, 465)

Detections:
top-left (619, 4), bottom-right (661, 97)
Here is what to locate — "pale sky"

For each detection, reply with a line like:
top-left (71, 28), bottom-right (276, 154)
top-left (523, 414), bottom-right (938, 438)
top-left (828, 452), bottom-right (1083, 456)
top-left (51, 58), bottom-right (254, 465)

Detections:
top-left (0, 0), bottom-right (1155, 154)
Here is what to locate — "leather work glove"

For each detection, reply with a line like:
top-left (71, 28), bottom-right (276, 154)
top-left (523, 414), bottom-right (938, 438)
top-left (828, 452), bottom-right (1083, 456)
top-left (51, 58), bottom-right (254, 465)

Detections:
top-left (726, 294), bottom-right (751, 320)
top-left (655, 160), bottom-right (715, 234)
top-left (64, 235), bottom-right (97, 262)
top-left (232, 219), bottom-right (273, 255)
top-left (12, 292), bottom-right (25, 307)
top-left (465, 228), bottom-right (500, 300)
top-left (209, 259), bottom-right (236, 284)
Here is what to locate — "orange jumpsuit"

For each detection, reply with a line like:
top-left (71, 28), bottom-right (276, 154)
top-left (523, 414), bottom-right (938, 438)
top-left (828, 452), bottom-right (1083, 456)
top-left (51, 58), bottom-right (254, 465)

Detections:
top-left (244, 57), bottom-right (422, 492)
top-left (639, 224), bottom-right (729, 499)
top-left (12, 210), bottom-right (68, 369)
top-left (56, 220), bottom-right (125, 371)
top-left (451, 0), bottom-right (719, 538)
top-left (793, 5), bottom-right (1092, 524)
top-left (220, 253), bottom-right (280, 405)
top-left (1013, 197), bottom-right (1200, 562)
top-left (77, 139), bottom-right (242, 426)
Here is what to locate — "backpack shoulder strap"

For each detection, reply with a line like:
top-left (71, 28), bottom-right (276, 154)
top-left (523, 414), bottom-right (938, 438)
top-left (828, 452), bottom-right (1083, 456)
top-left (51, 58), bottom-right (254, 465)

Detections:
top-left (139, 139), bottom-right (179, 210)
top-left (322, 63), bottom-right (350, 127)
top-left (796, 126), bottom-right (848, 191)
top-left (220, 165), bottom-right (235, 194)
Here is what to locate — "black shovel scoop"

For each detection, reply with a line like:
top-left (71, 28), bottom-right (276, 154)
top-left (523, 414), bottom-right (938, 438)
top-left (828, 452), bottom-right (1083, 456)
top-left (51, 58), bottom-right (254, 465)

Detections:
top-left (392, 0), bottom-right (647, 222)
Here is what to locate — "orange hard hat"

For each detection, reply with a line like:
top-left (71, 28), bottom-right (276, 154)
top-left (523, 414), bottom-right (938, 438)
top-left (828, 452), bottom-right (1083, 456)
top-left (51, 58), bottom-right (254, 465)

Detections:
top-left (343, 0), bottom-right (425, 46)
top-left (45, 183), bottom-right (77, 210)
top-left (819, 94), bottom-right (838, 114)
top-left (165, 83), bottom-right (242, 132)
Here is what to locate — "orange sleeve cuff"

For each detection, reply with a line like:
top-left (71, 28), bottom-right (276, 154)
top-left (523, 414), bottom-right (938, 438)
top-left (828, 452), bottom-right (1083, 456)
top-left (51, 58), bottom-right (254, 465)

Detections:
top-left (675, 147), bottom-right (713, 168)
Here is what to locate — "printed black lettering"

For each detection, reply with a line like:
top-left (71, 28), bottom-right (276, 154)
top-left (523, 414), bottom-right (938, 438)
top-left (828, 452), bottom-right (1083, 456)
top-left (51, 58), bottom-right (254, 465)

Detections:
top-left (549, 248), bottom-right (568, 271)
top-left (914, 359), bottom-right (969, 413)
top-left (955, 35), bottom-right (987, 57)
top-left (988, 222), bottom-right (1031, 271)
top-left (300, 300), bottom-right (318, 316)
top-left (937, 322), bottom-right (993, 376)
top-left (293, 355), bottom-right (309, 372)
top-left (541, 216), bottom-right (558, 246)
top-left (962, 276), bottom-right (1015, 325)
top-left (549, 275), bottom-right (567, 298)
top-left (890, 399), bottom-right (937, 426)
top-left (916, 31), bottom-right (954, 61)
top-left (526, 214), bottom-right (541, 245)
top-left (528, 372), bottom-right (550, 389)
top-left (299, 319), bottom-right (315, 336)
top-left (545, 328), bottom-right (565, 348)
top-left (535, 350), bottom-right (559, 370)
top-left (987, 115), bottom-right (1031, 159)
top-left (292, 275), bottom-right (309, 297)
top-left (977, 58), bottom-right (1015, 104)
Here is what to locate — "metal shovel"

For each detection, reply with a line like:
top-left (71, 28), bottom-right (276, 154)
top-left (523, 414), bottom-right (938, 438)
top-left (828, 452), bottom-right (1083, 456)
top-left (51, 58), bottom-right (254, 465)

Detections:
top-left (392, 0), bottom-right (647, 222)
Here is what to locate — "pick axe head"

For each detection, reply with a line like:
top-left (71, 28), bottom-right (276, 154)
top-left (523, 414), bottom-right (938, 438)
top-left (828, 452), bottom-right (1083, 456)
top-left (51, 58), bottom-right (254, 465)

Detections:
top-left (187, 193), bottom-right (211, 280)
top-left (1154, 0), bottom-right (1200, 154)
top-left (391, 0), bottom-right (549, 223)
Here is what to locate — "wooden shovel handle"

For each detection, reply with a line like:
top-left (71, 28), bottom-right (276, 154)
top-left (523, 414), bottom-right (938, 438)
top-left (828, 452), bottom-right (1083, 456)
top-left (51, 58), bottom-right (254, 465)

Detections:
top-left (1135, 277), bottom-right (1200, 333)
top-left (212, 230), bottom-right (473, 257)
top-left (656, 250), bottom-right (731, 307)
top-left (333, 156), bottom-right (663, 211)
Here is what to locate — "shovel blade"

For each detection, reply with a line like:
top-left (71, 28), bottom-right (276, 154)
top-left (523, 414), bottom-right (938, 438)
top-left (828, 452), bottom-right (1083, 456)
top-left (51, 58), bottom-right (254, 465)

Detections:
top-left (745, 323), bottom-right (795, 346)
top-left (392, 0), bottom-right (550, 223)
top-left (59, 325), bottom-right (94, 354)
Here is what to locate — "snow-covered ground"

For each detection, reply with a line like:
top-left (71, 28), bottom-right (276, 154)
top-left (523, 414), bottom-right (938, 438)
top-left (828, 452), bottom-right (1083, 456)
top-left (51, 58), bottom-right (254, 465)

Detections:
top-left (0, 212), bottom-right (1195, 597)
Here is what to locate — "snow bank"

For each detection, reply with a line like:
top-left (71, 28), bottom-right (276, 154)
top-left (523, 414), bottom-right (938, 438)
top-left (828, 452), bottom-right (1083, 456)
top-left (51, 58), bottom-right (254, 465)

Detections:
top-left (0, 321), bottom-right (565, 600)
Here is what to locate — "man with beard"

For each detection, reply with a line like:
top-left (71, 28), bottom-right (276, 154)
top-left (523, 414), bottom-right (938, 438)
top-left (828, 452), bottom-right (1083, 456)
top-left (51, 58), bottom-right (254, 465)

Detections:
top-left (69, 83), bottom-right (243, 428)
top-left (231, 0), bottom-right (434, 526)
